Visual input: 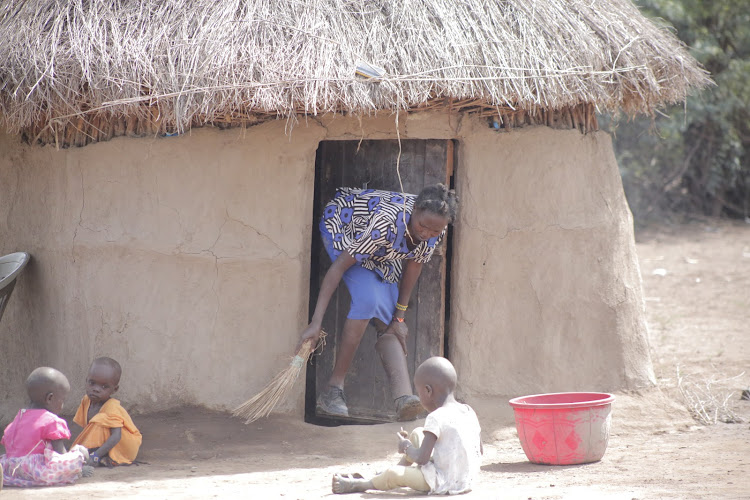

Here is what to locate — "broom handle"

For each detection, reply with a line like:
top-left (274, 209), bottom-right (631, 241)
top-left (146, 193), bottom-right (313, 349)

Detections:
top-left (291, 337), bottom-right (316, 367)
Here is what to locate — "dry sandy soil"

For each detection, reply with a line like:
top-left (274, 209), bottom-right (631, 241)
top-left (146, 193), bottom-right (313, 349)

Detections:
top-left (3, 218), bottom-right (749, 499)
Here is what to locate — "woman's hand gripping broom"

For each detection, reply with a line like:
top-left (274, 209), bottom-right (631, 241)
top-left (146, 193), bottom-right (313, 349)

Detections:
top-left (232, 331), bottom-right (326, 424)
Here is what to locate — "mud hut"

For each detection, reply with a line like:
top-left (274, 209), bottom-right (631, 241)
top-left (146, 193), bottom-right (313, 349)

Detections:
top-left (0, 0), bottom-right (708, 423)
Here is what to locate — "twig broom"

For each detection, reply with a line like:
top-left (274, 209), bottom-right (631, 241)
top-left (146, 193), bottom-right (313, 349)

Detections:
top-left (232, 331), bottom-right (325, 424)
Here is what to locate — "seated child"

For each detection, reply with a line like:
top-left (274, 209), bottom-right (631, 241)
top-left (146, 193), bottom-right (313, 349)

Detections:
top-left (0, 367), bottom-right (93, 487)
top-left (332, 356), bottom-right (482, 495)
top-left (72, 357), bottom-right (142, 466)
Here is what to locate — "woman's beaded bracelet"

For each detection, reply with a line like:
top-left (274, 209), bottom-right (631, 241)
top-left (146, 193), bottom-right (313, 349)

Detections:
top-left (395, 302), bottom-right (408, 311)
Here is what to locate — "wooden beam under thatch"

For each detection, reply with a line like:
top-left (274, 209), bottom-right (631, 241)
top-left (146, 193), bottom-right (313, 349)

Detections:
top-left (19, 101), bottom-right (599, 149)
top-left (0, 0), bottom-right (709, 147)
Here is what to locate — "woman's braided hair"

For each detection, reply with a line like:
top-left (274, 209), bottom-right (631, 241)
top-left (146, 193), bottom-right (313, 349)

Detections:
top-left (414, 183), bottom-right (458, 223)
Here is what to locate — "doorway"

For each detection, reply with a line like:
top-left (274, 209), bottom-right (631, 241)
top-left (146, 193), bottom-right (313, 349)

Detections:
top-left (305, 139), bottom-right (455, 424)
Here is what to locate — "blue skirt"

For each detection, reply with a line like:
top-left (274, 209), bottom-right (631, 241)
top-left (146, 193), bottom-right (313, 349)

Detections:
top-left (320, 222), bottom-right (398, 325)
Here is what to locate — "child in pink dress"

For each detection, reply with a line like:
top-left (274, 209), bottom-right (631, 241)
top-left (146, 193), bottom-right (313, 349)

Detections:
top-left (0, 367), bottom-right (93, 487)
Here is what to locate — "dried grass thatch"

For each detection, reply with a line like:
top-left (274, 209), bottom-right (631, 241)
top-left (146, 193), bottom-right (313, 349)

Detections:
top-left (0, 0), bottom-right (710, 147)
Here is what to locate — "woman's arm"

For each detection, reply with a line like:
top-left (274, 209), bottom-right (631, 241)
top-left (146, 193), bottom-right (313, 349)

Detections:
top-left (384, 260), bottom-right (423, 354)
top-left (296, 251), bottom-right (357, 350)
top-left (395, 260), bottom-right (423, 316)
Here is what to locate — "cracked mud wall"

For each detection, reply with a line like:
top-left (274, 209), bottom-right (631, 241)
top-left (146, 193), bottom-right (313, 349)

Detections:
top-left (0, 122), bottom-right (325, 422)
top-left (1, 111), bottom-right (654, 423)
top-left (451, 122), bottom-right (655, 399)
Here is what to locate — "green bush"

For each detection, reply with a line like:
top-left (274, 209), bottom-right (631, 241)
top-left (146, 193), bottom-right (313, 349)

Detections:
top-left (603, 0), bottom-right (749, 221)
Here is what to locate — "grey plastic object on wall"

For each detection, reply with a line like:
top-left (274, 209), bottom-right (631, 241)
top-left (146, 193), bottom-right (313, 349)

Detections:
top-left (0, 252), bottom-right (31, 323)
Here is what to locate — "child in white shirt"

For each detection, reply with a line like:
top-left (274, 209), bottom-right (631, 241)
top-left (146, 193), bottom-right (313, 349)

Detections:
top-left (333, 356), bottom-right (482, 495)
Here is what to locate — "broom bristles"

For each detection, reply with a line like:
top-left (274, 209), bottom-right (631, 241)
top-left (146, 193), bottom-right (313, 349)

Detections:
top-left (232, 334), bottom-right (322, 424)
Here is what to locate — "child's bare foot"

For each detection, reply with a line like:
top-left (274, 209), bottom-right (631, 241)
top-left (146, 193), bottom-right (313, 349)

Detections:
top-left (332, 472), bottom-right (371, 494)
top-left (81, 465), bottom-right (95, 477)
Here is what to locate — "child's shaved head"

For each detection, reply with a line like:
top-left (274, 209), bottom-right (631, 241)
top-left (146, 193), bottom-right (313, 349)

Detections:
top-left (91, 357), bottom-right (122, 385)
top-left (415, 356), bottom-right (457, 395)
top-left (26, 367), bottom-right (70, 406)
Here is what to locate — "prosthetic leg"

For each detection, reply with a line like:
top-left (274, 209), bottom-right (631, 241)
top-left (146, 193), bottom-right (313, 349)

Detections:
top-left (374, 324), bottom-right (425, 421)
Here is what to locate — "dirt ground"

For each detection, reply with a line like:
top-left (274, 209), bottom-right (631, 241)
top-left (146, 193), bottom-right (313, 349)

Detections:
top-left (3, 218), bottom-right (749, 499)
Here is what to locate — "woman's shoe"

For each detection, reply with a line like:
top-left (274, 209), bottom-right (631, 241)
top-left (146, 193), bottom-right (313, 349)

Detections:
top-left (395, 394), bottom-right (424, 421)
top-left (317, 386), bottom-right (349, 417)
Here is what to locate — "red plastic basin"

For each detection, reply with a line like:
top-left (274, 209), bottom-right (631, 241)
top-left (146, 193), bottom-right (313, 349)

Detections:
top-left (509, 392), bottom-right (615, 465)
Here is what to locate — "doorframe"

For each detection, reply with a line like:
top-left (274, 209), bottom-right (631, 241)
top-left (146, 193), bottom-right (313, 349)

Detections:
top-left (443, 140), bottom-right (458, 360)
top-left (303, 139), bottom-right (458, 425)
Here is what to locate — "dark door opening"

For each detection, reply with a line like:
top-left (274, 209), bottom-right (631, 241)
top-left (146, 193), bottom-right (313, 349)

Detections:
top-left (305, 139), bottom-right (455, 425)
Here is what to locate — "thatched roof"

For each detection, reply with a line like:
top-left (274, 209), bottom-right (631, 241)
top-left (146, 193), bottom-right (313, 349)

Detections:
top-left (0, 0), bottom-right (709, 145)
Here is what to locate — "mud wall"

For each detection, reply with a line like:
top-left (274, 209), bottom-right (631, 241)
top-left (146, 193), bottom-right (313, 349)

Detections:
top-left (451, 121), bottom-right (655, 398)
top-left (0, 113), bottom-right (653, 424)
top-left (0, 123), bottom-right (325, 423)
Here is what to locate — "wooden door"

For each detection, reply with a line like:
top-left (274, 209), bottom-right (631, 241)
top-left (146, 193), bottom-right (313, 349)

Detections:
top-left (306, 139), bottom-right (454, 423)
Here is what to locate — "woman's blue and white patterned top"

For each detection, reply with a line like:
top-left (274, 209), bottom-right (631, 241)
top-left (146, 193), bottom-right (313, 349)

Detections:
top-left (320, 187), bottom-right (445, 283)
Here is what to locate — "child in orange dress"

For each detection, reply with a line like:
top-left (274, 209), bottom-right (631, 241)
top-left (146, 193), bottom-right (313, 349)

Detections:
top-left (71, 357), bottom-right (142, 466)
